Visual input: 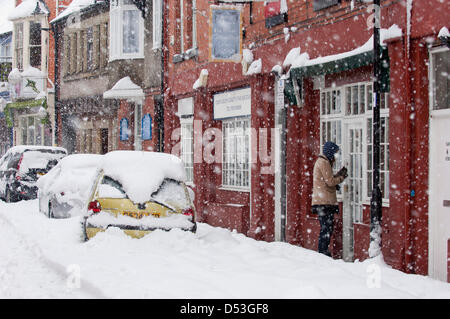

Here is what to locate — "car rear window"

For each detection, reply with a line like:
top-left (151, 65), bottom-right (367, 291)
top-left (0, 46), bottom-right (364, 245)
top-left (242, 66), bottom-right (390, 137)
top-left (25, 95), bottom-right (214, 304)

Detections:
top-left (97, 176), bottom-right (191, 210)
top-left (19, 150), bottom-right (66, 174)
top-left (98, 175), bottom-right (127, 199)
top-left (151, 179), bottom-right (191, 209)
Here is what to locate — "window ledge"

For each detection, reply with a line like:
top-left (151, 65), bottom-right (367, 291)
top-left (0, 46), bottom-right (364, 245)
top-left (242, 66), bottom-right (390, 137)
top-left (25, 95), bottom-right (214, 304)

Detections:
top-left (218, 186), bottom-right (250, 193)
top-left (173, 48), bottom-right (199, 64)
top-left (108, 55), bottom-right (144, 63)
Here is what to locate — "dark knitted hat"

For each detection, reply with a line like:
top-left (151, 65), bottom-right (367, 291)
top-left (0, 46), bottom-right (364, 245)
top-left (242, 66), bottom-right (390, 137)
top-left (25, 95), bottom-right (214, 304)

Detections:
top-left (323, 141), bottom-right (339, 162)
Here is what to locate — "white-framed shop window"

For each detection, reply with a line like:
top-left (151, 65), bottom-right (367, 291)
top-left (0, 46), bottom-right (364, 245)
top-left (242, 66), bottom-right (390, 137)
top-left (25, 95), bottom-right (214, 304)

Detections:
top-left (320, 82), bottom-right (390, 205)
top-left (19, 115), bottom-right (44, 146)
top-left (134, 102), bottom-right (142, 150)
top-left (222, 117), bottom-right (251, 190)
top-left (110, 0), bottom-right (144, 61)
top-left (180, 117), bottom-right (194, 184)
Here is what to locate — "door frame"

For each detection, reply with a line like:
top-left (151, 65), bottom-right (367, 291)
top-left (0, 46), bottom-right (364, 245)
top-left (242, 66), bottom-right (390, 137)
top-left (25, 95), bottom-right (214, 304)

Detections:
top-left (342, 118), bottom-right (365, 261)
top-left (428, 45), bottom-right (450, 281)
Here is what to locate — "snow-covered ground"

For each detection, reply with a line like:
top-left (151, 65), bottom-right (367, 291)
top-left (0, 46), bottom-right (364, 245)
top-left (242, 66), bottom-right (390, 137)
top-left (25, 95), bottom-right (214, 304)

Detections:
top-left (0, 199), bottom-right (449, 299)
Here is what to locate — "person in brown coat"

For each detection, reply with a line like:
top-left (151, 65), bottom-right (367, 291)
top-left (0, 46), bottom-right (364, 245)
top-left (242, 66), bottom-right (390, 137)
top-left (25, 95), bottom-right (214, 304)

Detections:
top-left (312, 141), bottom-right (347, 257)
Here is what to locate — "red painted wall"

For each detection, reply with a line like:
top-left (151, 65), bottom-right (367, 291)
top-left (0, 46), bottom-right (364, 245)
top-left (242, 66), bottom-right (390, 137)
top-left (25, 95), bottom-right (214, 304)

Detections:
top-left (163, 0), bottom-right (449, 277)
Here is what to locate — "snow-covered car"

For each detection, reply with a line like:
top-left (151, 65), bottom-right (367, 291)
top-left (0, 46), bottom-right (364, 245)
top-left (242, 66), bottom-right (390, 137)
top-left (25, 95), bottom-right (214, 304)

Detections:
top-left (37, 154), bottom-right (103, 218)
top-left (82, 151), bottom-right (197, 240)
top-left (0, 146), bottom-right (67, 202)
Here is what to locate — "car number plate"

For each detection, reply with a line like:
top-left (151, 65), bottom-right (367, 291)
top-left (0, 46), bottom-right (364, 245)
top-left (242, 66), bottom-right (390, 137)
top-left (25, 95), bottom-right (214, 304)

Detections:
top-left (122, 212), bottom-right (160, 219)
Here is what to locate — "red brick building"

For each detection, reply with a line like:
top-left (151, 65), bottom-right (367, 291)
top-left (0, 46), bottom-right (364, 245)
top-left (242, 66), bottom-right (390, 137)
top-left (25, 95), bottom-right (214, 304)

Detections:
top-left (163, 0), bottom-right (449, 281)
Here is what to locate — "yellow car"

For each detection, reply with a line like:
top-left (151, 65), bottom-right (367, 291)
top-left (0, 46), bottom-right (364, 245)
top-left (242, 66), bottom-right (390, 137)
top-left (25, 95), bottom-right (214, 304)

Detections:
top-left (82, 151), bottom-right (196, 240)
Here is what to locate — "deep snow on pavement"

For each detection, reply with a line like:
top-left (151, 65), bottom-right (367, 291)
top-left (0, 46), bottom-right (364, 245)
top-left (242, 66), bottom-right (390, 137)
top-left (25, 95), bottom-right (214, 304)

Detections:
top-left (0, 200), bottom-right (449, 299)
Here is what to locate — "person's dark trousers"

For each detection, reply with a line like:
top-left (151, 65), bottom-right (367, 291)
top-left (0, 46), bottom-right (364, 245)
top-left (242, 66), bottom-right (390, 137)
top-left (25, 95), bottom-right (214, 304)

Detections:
top-left (312, 205), bottom-right (339, 256)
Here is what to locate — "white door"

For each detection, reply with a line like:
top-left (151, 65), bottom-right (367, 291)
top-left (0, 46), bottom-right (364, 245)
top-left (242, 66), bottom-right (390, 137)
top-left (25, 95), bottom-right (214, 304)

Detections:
top-left (343, 122), bottom-right (364, 262)
top-left (429, 47), bottom-right (450, 282)
top-left (429, 111), bottom-right (450, 282)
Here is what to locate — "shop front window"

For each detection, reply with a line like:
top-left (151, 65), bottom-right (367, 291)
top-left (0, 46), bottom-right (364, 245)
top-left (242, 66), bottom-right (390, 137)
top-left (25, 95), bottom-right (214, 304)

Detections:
top-left (222, 117), bottom-right (250, 189)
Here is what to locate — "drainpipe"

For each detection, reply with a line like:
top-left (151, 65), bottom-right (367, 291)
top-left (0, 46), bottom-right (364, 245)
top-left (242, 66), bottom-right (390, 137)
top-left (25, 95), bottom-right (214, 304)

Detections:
top-left (370, 0), bottom-right (383, 258)
top-left (52, 20), bottom-right (59, 146)
top-left (159, 0), bottom-right (165, 152)
top-left (404, 0), bottom-right (414, 273)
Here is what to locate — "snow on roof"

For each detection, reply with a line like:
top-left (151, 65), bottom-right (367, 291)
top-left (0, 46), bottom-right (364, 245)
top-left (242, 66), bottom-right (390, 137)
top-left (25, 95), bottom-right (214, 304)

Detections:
top-left (103, 76), bottom-right (144, 100)
top-left (438, 26), bottom-right (449, 38)
top-left (287, 25), bottom-right (402, 70)
top-left (8, 68), bottom-right (22, 82)
top-left (246, 58), bottom-right (262, 76)
top-left (8, 0), bottom-right (49, 21)
top-left (283, 47), bottom-right (301, 68)
top-left (242, 49), bottom-right (254, 64)
top-left (0, 0), bottom-right (15, 34)
top-left (51, 0), bottom-right (97, 24)
top-left (193, 69), bottom-right (208, 90)
top-left (101, 151), bottom-right (187, 204)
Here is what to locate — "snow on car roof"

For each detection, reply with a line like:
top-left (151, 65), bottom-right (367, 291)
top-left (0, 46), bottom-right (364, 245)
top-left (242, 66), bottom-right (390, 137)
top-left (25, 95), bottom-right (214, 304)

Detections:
top-left (59, 153), bottom-right (103, 170)
top-left (7, 145), bottom-right (67, 154)
top-left (101, 151), bottom-right (186, 204)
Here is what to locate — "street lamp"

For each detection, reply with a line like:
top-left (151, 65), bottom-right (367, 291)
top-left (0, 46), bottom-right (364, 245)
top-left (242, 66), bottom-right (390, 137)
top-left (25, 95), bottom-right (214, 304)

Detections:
top-left (369, 0), bottom-right (383, 258)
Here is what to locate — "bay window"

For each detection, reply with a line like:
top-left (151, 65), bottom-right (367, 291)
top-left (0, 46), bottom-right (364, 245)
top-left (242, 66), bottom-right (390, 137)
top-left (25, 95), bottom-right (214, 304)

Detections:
top-left (29, 22), bottom-right (41, 69)
top-left (14, 23), bottom-right (23, 70)
top-left (110, 0), bottom-right (144, 61)
top-left (19, 116), bottom-right (44, 145)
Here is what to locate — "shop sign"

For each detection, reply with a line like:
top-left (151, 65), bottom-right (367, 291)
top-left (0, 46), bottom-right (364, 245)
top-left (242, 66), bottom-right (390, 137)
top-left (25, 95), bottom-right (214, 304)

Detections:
top-left (213, 87), bottom-right (251, 120)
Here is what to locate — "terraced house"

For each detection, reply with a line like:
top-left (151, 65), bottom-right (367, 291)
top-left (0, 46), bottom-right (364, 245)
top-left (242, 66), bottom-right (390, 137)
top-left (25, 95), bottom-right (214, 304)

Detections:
top-left (52, 0), bottom-right (165, 154)
top-left (162, 0), bottom-right (449, 281)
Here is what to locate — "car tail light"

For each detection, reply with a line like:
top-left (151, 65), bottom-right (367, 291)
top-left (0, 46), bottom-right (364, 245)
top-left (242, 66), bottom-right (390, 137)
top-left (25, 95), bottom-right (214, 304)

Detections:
top-left (88, 200), bottom-right (101, 214)
top-left (16, 155), bottom-right (24, 171)
top-left (15, 155), bottom-right (24, 180)
top-left (182, 207), bottom-right (194, 220)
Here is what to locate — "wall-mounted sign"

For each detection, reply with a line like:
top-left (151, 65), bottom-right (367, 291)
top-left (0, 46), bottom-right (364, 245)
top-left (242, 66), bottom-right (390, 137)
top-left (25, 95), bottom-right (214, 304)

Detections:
top-left (275, 79), bottom-right (285, 110)
top-left (213, 87), bottom-right (251, 120)
top-left (120, 118), bottom-right (129, 141)
top-left (142, 114), bottom-right (152, 140)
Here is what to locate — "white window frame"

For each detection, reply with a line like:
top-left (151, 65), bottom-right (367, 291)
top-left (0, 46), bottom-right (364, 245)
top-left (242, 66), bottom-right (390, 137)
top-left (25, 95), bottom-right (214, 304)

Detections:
top-left (319, 81), bottom-right (390, 208)
top-left (180, 116), bottom-right (194, 184)
top-left (134, 102), bottom-right (143, 151)
top-left (429, 47), bottom-right (450, 112)
top-left (109, 0), bottom-right (144, 61)
top-left (152, 0), bottom-right (162, 50)
top-left (176, 0), bottom-right (197, 54)
top-left (18, 115), bottom-right (44, 146)
top-left (221, 116), bottom-right (251, 191)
